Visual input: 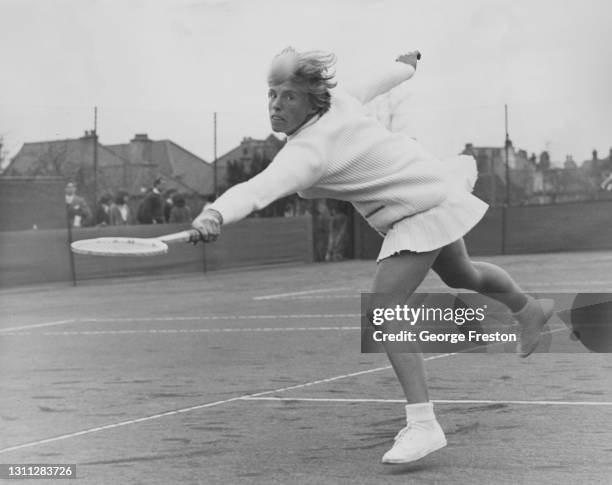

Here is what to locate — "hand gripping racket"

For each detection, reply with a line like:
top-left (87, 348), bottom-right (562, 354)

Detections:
top-left (71, 229), bottom-right (203, 257)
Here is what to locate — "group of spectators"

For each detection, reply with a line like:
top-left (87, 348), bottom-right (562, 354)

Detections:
top-left (64, 178), bottom-right (349, 261)
top-left (64, 178), bottom-right (194, 228)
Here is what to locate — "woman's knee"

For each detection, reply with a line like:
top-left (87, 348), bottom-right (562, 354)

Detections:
top-left (439, 272), bottom-right (471, 289)
top-left (435, 262), bottom-right (483, 290)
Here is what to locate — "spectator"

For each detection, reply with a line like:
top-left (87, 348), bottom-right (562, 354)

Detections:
top-left (137, 178), bottom-right (165, 224)
top-left (325, 202), bottom-right (349, 261)
top-left (163, 188), bottom-right (178, 222)
top-left (95, 193), bottom-right (112, 226)
top-left (168, 193), bottom-right (193, 223)
top-left (313, 199), bottom-right (331, 261)
top-left (65, 181), bottom-right (92, 227)
top-left (284, 202), bottom-right (295, 217)
top-left (109, 191), bottom-right (131, 225)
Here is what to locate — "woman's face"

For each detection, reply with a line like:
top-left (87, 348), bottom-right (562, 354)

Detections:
top-left (268, 80), bottom-right (316, 136)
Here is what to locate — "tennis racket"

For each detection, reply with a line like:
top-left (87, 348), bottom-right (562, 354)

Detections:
top-left (71, 229), bottom-right (203, 257)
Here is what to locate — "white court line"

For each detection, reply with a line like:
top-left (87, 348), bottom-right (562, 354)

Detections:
top-left (0, 314), bottom-right (361, 333)
top-left (4, 285), bottom-right (607, 332)
top-left (242, 397), bottom-right (612, 406)
top-left (521, 280), bottom-right (612, 287)
top-left (81, 314), bottom-right (360, 323)
top-left (0, 325), bottom-right (571, 454)
top-left (1, 323), bottom-right (571, 339)
top-left (1, 326), bottom-right (361, 337)
top-left (259, 289), bottom-right (612, 301)
top-left (2, 324), bottom-right (570, 338)
top-left (253, 282), bottom-right (612, 300)
top-left (269, 294), bottom-right (358, 300)
top-left (245, 352), bottom-right (471, 398)
top-left (0, 319), bottom-right (76, 333)
top-left (253, 287), bottom-right (350, 300)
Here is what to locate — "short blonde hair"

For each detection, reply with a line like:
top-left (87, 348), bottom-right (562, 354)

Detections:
top-left (268, 47), bottom-right (337, 115)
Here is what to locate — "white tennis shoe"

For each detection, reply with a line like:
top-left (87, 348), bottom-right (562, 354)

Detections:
top-left (514, 297), bottom-right (555, 358)
top-left (381, 419), bottom-right (447, 464)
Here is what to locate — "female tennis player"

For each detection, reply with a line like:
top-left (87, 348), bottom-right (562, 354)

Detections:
top-left (192, 48), bottom-right (554, 464)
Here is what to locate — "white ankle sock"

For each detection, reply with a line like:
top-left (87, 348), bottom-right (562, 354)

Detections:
top-left (405, 401), bottom-right (435, 421)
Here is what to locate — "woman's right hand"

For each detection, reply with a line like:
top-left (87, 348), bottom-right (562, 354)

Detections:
top-left (192, 208), bottom-right (223, 242)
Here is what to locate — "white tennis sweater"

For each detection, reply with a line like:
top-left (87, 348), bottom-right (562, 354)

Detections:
top-left (210, 63), bottom-right (465, 235)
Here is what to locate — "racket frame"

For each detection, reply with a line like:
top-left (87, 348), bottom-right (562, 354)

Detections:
top-left (70, 229), bottom-right (202, 257)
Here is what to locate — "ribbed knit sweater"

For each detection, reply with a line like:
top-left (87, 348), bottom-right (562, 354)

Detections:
top-left (209, 62), bottom-right (484, 240)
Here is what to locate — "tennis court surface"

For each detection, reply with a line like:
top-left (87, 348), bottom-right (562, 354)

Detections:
top-left (1, 251), bottom-right (611, 484)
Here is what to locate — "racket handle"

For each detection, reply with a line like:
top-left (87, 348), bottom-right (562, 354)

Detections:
top-left (158, 229), bottom-right (203, 244)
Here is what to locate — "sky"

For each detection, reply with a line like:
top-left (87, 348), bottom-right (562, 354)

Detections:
top-left (1, 0), bottom-right (611, 167)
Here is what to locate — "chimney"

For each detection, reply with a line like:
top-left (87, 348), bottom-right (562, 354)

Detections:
top-left (129, 133), bottom-right (153, 163)
top-left (131, 133), bottom-right (150, 143)
top-left (593, 149), bottom-right (598, 160)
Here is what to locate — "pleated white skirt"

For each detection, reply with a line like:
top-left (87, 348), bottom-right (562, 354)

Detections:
top-left (377, 155), bottom-right (488, 261)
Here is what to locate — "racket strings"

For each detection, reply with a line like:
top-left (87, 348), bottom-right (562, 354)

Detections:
top-left (71, 237), bottom-right (168, 257)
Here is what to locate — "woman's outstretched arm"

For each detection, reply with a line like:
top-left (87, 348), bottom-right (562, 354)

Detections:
top-left (192, 140), bottom-right (325, 238)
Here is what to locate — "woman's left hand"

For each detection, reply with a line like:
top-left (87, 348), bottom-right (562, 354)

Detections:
top-left (192, 208), bottom-right (223, 242)
top-left (396, 51), bottom-right (421, 68)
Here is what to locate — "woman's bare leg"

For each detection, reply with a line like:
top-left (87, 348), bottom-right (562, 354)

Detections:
top-left (370, 249), bottom-right (449, 464)
top-left (432, 239), bottom-right (527, 312)
top-left (369, 249), bottom-right (440, 403)
top-left (432, 239), bottom-right (554, 357)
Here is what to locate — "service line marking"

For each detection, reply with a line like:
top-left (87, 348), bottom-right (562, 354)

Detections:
top-left (0, 319), bottom-right (76, 333)
top-left (2, 323), bottom-right (567, 338)
top-left (81, 314), bottom-right (360, 323)
top-left (252, 282), bottom-right (612, 301)
top-left (241, 397), bottom-right (612, 406)
top-left (1, 326), bottom-right (361, 337)
top-left (0, 314), bottom-right (361, 333)
top-left (253, 287), bottom-right (351, 300)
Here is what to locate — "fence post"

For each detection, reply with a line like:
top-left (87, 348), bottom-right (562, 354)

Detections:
top-left (66, 205), bottom-right (77, 286)
top-left (202, 240), bottom-right (207, 274)
top-left (501, 205), bottom-right (507, 254)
